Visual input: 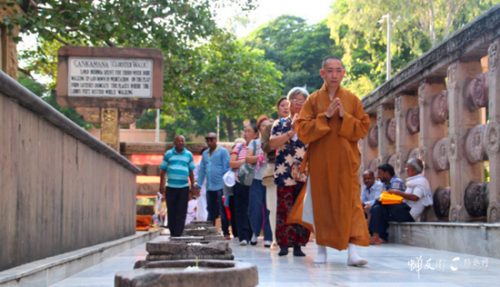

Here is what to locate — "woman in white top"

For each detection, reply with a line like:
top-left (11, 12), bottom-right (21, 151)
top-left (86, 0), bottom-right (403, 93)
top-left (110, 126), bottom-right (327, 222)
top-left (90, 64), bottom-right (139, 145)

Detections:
top-left (369, 158), bottom-right (433, 245)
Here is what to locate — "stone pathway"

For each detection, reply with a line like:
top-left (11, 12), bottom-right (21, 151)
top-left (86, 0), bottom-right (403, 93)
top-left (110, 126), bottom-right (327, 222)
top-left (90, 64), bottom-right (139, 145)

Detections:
top-left (51, 236), bottom-right (499, 287)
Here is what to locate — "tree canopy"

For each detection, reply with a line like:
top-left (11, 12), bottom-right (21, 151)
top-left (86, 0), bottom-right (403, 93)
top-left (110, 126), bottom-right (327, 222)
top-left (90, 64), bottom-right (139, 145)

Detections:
top-left (244, 15), bottom-right (340, 94)
top-left (327, 0), bottom-right (498, 97)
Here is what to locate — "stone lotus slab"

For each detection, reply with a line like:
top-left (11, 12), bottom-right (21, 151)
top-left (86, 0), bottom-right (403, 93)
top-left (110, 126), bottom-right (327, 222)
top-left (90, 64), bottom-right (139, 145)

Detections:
top-left (182, 226), bottom-right (218, 236)
top-left (167, 235), bottom-right (225, 242)
top-left (146, 241), bottom-right (231, 256)
top-left (185, 220), bottom-right (213, 228)
top-left (116, 260), bottom-right (258, 287)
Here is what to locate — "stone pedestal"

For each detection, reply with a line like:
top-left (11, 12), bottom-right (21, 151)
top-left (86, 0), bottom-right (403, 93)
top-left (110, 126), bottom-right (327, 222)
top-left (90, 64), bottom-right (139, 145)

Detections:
top-left (139, 241), bottom-right (234, 262)
top-left (447, 61), bottom-right (484, 222)
top-left (395, 95), bottom-right (419, 178)
top-left (377, 105), bottom-right (396, 170)
top-left (487, 39), bottom-right (500, 222)
top-left (116, 260), bottom-right (258, 287)
top-left (100, 108), bottom-right (120, 150)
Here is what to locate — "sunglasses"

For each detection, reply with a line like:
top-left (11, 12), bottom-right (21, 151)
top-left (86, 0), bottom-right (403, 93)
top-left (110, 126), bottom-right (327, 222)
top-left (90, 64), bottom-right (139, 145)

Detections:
top-left (205, 137), bottom-right (215, 142)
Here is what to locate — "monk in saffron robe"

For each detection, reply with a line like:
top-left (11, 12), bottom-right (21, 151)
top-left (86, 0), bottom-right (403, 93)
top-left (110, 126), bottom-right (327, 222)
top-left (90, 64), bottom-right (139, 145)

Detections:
top-left (293, 57), bottom-right (370, 266)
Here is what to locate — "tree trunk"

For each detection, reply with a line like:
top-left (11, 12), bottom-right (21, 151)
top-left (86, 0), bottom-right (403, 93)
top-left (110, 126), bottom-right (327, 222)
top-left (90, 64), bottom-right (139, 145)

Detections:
top-left (428, 0), bottom-right (436, 46)
top-left (225, 117), bottom-right (235, 141)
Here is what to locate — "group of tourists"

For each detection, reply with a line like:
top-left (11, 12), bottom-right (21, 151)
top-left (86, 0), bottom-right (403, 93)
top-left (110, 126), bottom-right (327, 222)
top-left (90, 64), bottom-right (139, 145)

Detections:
top-left (158, 56), bottom-right (433, 266)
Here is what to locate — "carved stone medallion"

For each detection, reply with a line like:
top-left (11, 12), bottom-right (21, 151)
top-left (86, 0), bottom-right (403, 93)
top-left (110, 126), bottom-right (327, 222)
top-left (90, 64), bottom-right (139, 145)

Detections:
top-left (464, 181), bottom-right (489, 218)
top-left (406, 107), bottom-right (420, 134)
top-left (466, 73), bottom-right (488, 111)
top-left (464, 124), bottom-right (487, 163)
top-left (386, 118), bottom-right (396, 143)
top-left (433, 186), bottom-right (450, 219)
top-left (432, 137), bottom-right (449, 171)
top-left (430, 91), bottom-right (448, 124)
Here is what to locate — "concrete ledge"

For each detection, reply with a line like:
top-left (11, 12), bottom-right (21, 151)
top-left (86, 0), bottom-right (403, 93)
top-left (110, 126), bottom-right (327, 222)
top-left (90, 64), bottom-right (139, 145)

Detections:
top-left (0, 230), bottom-right (160, 286)
top-left (388, 222), bottom-right (500, 259)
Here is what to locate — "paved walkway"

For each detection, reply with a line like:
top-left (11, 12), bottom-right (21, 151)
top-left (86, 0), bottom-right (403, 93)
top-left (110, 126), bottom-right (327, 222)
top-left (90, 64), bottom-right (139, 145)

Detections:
top-left (52, 235), bottom-right (499, 287)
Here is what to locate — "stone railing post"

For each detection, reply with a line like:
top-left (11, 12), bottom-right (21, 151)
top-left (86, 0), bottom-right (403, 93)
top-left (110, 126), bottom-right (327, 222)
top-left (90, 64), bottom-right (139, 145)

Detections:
top-left (487, 39), bottom-right (500, 222)
top-left (418, 79), bottom-right (449, 221)
top-left (377, 104), bottom-right (396, 173)
top-left (447, 61), bottom-right (484, 222)
top-left (362, 115), bottom-right (380, 173)
top-left (395, 95), bottom-right (419, 178)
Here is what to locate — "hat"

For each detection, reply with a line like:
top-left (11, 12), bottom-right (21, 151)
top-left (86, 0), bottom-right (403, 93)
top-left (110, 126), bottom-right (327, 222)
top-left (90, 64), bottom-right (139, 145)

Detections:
top-left (223, 170), bottom-right (236, 187)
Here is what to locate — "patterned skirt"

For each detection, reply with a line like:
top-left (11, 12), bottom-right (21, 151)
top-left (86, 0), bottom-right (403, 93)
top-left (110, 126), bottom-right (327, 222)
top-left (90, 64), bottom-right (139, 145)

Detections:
top-left (276, 184), bottom-right (310, 247)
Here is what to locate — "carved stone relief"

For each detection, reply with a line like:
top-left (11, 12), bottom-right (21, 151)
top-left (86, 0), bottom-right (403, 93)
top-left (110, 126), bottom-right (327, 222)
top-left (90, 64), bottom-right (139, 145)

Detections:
top-left (430, 91), bottom-right (449, 124)
top-left (449, 206), bottom-right (460, 222)
top-left (464, 181), bottom-right (489, 218)
top-left (405, 107), bottom-right (420, 134)
top-left (488, 202), bottom-right (500, 223)
top-left (485, 122), bottom-right (500, 155)
top-left (367, 158), bottom-right (380, 173)
top-left (433, 186), bottom-right (450, 219)
top-left (448, 135), bottom-right (458, 161)
top-left (489, 42), bottom-right (497, 73)
top-left (368, 125), bottom-right (379, 148)
top-left (466, 73), bottom-right (489, 111)
top-left (432, 137), bottom-right (449, 171)
top-left (407, 147), bottom-right (421, 163)
top-left (386, 118), bottom-right (396, 143)
top-left (464, 124), bottom-right (487, 163)
top-left (387, 153), bottom-right (397, 170)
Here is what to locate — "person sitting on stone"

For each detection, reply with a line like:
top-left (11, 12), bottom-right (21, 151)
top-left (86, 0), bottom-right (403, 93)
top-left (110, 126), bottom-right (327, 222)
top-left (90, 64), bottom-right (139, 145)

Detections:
top-left (360, 170), bottom-right (384, 218)
top-left (376, 163), bottom-right (405, 192)
top-left (368, 159), bottom-right (433, 245)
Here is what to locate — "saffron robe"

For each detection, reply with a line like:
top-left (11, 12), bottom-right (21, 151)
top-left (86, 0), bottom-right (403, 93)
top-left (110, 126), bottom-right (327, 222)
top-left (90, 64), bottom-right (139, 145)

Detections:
top-left (292, 84), bottom-right (370, 250)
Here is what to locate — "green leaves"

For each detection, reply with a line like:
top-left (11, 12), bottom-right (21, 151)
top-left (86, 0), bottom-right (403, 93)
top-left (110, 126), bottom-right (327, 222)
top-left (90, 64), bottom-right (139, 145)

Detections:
top-left (327, 0), bottom-right (497, 97)
top-left (244, 16), bottom-right (339, 94)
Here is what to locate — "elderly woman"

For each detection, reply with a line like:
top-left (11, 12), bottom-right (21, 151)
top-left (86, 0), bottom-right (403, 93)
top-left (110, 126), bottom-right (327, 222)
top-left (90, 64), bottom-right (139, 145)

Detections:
top-left (246, 115), bottom-right (274, 247)
top-left (230, 123), bottom-right (259, 246)
top-left (369, 158), bottom-right (433, 245)
top-left (269, 87), bottom-right (311, 257)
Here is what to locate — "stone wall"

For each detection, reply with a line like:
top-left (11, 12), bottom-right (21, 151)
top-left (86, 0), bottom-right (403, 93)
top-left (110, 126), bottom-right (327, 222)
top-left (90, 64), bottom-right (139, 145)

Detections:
top-left (361, 5), bottom-right (500, 222)
top-left (0, 71), bottom-right (140, 271)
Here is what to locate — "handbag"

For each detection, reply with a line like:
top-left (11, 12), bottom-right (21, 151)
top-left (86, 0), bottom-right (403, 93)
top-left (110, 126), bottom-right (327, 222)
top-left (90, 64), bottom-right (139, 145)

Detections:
top-left (236, 141), bottom-right (257, 186)
top-left (379, 191), bottom-right (404, 205)
top-left (238, 162), bottom-right (255, 186)
top-left (261, 163), bottom-right (275, 187)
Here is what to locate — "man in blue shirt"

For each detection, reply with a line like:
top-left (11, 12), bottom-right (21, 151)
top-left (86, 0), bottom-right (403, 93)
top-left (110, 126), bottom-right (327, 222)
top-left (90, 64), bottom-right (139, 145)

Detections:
top-left (159, 135), bottom-right (196, 237)
top-left (368, 163), bottom-right (405, 244)
top-left (197, 132), bottom-right (230, 234)
top-left (361, 170), bottom-right (384, 217)
top-left (377, 163), bottom-right (405, 192)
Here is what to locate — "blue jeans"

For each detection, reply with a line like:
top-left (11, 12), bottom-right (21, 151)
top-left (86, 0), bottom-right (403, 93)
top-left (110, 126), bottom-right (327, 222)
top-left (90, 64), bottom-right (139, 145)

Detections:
top-left (248, 179), bottom-right (272, 241)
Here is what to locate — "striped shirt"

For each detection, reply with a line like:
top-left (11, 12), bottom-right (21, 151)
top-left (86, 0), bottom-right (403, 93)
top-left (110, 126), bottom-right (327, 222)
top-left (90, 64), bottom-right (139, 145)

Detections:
top-left (159, 147), bottom-right (195, 188)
